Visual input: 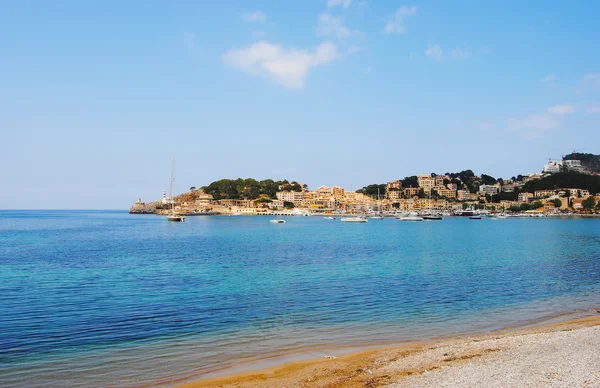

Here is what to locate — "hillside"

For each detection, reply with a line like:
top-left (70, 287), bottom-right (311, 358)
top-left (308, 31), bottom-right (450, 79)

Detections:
top-left (563, 153), bottom-right (600, 173)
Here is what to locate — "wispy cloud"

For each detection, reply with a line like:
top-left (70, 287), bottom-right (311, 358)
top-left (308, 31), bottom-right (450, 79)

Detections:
top-left (242, 10), bottom-right (267, 23)
top-left (577, 73), bottom-right (600, 93)
top-left (426, 44), bottom-right (490, 61)
top-left (327, 0), bottom-right (351, 8)
top-left (507, 104), bottom-right (575, 139)
top-left (541, 74), bottom-right (556, 83)
top-left (222, 41), bottom-right (338, 89)
top-left (384, 6), bottom-right (417, 34)
top-left (317, 13), bottom-right (362, 39)
top-left (586, 105), bottom-right (600, 114)
top-left (547, 104), bottom-right (575, 115)
top-left (425, 43), bottom-right (442, 61)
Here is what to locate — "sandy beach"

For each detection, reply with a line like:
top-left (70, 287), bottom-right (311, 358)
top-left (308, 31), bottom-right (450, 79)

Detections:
top-left (175, 314), bottom-right (600, 388)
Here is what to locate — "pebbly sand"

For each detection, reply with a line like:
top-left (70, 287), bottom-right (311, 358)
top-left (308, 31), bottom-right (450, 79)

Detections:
top-left (173, 314), bottom-right (600, 388)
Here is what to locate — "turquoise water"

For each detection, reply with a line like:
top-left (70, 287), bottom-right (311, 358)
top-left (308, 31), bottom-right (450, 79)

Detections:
top-left (1, 210), bottom-right (600, 387)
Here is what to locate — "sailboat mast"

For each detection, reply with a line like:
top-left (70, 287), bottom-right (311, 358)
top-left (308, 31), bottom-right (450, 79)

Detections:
top-left (170, 160), bottom-right (175, 213)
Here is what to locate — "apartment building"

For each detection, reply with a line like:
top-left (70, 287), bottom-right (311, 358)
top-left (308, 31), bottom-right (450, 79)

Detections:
top-left (534, 190), bottom-right (556, 198)
top-left (276, 191), bottom-right (304, 203)
top-left (457, 190), bottom-right (470, 201)
top-left (417, 174), bottom-right (435, 189)
top-left (518, 192), bottom-right (534, 203)
top-left (479, 184), bottom-right (499, 196)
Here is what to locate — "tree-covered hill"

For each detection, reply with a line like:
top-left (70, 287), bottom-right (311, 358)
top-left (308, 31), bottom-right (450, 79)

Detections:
top-left (521, 172), bottom-right (600, 194)
top-left (200, 178), bottom-right (304, 200)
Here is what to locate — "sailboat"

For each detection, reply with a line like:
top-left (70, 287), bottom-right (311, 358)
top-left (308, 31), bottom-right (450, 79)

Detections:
top-left (167, 160), bottom-right (186, 222)
top-left (422, 187), bottom-right (443, 220)
top-left (370, 187), bottom-right (384, 219)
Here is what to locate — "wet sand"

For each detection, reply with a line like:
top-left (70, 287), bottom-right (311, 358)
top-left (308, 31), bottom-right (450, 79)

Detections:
top-left (172, 313), bottom-right (600, 388)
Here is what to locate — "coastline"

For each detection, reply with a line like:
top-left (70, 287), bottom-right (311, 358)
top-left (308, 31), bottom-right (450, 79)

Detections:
top-left (170, 311), bottom-right (600, 388)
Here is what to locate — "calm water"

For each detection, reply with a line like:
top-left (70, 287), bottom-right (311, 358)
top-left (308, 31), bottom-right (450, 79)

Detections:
top-left (1, 210), bottom-right (600, 387)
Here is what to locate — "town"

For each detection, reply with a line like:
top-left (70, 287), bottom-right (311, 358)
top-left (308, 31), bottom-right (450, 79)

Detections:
top-left (130, 154), bottom-right (600, 217)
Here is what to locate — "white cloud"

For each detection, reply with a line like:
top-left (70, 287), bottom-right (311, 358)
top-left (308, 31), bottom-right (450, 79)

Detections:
top-left (425, 43), bottom-right (442, 61)
top-left (547, 104), bottom-right (574, 115)
top-left (541, 74), bottom-right (556, 83)
top-left (586, 105), bottom-right (600, 114)
top-left (317, 13), bottom-right (362, 39)
top-left (242, 11), bottom-right (267, 23)
top-left (222, 41), bottom-right (338, 89)
top-left (327, 0), bottom-right (351, 8)
top-left (425, 44), bottom-right (490, 61)
top-left (384, 6), bottom-right (417, 34)
top-left (507, 104), bottom-right (575, 138)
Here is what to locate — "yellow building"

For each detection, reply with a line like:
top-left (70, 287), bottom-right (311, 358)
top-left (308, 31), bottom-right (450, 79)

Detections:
top-left (417, 174), bottom-right (435, 189)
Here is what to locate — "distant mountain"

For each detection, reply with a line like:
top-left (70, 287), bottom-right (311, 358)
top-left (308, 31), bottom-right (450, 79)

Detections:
top-left (563, 153), bottom-right (600, 173)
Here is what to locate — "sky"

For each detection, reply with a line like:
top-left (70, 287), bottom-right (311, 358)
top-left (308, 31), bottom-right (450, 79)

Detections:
top-left (1, 0), bottom-right (600, 209)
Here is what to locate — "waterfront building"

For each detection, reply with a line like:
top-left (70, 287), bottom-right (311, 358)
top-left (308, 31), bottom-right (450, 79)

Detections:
top-left (276, 191), bottom-right (303, 203)
top-left (534, 190), bottom-right (556, 199)
top-left (433, 186), bottom-right (456, 199)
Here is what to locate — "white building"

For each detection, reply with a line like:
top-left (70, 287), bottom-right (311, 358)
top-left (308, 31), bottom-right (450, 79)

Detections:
top-left (276, 191), bottom-right (303, 203)
top-left (479, 185), bottom-right (499, 196)
top-left (543, 160), bottom-right (562, 174)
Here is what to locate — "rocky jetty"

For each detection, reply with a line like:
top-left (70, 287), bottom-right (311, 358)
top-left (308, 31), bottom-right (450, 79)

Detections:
top-left (129, 201), bottom-right (163, 214)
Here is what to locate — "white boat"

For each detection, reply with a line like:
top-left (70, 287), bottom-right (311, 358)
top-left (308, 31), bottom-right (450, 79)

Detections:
top-left (166, 160), bottom-right (186, 222)
top-left (370, 215), bottom-right (384, 220)
top-left (324, 216), bottom-right (336, 220)
top-left (422, 213), bottom-right (443, 220)
top-left (469, 214), bottom-right (482, 219)
top-left (399, 213), bottom-right (424, 221)
top-left (497, 213), bottom-right (510, 219)
top-left (341, 216), bottom-right (368, 223)
top-left (270, 219), bottom-right (286, 224)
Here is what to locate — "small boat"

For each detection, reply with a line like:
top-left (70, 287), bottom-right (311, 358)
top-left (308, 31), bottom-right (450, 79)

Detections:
top-left (370, 215), bottom-right (384, 220)
top-left (469, 214), bottom-right (482, 219)
top-left (496, 213), bottom-right (510, 219)
top-left (324, 216), bottom-right (336, 220)
top-left (341, 216), bottom-right (368, 223)
top-left (399, 213), bottom-right (424, 221)
top-left (167, 215), bottom-right (186, 222)
top-left (270, 219), bottom-right (286, 224)
top-left (422, 214), bottom-right (443, 220)
top-left (166, 160), bottom-right (186, 223)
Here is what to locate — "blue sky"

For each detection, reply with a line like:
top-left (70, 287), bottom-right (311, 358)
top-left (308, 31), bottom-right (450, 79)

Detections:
top-left (1, 0), bottom-right (600, 209)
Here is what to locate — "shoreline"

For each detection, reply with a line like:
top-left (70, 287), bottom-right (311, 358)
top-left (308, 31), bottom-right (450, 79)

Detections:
top-left (168, 309), bottom-right (600, 388)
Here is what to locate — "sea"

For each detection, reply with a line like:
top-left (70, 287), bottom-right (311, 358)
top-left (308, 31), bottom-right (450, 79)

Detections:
top-left (1, 210), bottom-right (599, 387)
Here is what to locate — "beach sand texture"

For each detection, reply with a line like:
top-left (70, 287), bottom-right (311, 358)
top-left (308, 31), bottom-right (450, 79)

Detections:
top-left (176, 315), bottom-right (600, 388)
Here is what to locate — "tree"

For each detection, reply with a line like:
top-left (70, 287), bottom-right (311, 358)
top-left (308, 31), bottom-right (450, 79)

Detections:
top-left (401, 176), bottom-right (419, 188)
top-left (283, 201), bottom-right (295, 209)
top-left (481, 174), bottom-right (497, 185)
top-left (531, 201), bottom-right (543, 209)
top-left (508, 205), bottom-right (521, 212)
top-left (190, 186), bottom-right (196, 191)
top-left (582, 197), bottom-right (597, 211)
top-left (551, 198), bottom-right (562, 208)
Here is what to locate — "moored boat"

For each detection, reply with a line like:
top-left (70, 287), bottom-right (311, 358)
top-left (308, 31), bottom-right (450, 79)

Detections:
top-left (270, 219), bottom-right (286, 224)
top-left (341, 216), bottom-right (368, 223)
